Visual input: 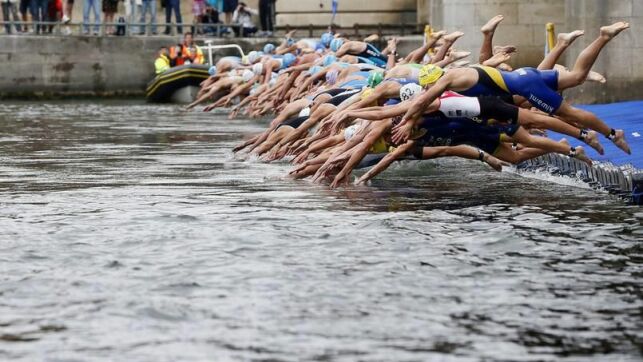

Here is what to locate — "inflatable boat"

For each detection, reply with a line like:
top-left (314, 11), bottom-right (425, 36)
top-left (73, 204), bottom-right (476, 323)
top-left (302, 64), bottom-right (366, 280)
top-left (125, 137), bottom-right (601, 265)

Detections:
top-left (146, 64), bottom-right (210, 103)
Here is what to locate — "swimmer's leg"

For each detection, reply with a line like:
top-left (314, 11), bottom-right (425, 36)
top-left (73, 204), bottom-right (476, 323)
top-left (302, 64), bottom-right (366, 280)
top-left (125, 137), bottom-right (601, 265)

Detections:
top-left (556, 102), bottom-right (630, 154)
top-left (507, 127), bottom-right (592, 165)
top-left (479, 15), bottom-right (504, 63)
top-left (538, 30), bottom-right (584, 70)
top-left (517, 108), bottom-right (604, 154)
top-left (493, 143), bottom-right (547, 164)
top-left (557, 22), bottom-right (629, 89)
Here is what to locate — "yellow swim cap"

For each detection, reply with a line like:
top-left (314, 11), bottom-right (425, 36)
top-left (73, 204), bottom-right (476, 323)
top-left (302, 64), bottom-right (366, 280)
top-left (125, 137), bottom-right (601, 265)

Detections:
top-left (418, 64), bottom-right (445, 87)
top-left (360, 87), bottom-right (374, 101)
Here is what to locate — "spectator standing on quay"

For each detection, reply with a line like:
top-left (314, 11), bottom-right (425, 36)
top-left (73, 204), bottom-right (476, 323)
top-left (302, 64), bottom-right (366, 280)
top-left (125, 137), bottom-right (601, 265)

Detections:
top-left (2, 0), bottom-right (22, 34)
top-left (82, 0), bottom-right (100, 35)
top-left (60, 0), bottom-right (74, 35)
top-left (102, 0), bottom-right (118, 34)
top-left (33, 0), bottom-right (46, 33)
top-left (221, 0), bottom-right (234, 25)
top-left (232, 2), bottom-right (256, 37)
top-left (164, 0), bottom-right (182, 34)
top-left (46, 0), bottom-right (62, 33)
top-left (258, 0), bottom-right (274, 36)
top-left (139, 0), bottom-right (156, 34)
top-left (18, 0), bottom-right (34, 33)
top-left (61, 0), bottom-right (72, 23)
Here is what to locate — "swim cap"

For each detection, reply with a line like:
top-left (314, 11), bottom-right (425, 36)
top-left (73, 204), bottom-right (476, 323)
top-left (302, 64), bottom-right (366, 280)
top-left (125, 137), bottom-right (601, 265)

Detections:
top-left (344, 124), bottom-right (359, 141)
top-left (308, 65), bottom-right (323, 76)
top-left (252, 62), bottom-right (264, 76)
top-left (263, 43), bottom-right (276, 54)
top-left (418, 64), bottom-right (445, 87)
top-left (330, 38), bottom-right (344, 52)
top-left (367, 71), bottom-right (384, 88)
top-left (322, 54), bottom-right (337, 67)
top-left (283, 53), bottom-right (296, 67)
top-left (320, 32), bottom-right (333, 47)
top-left (298, 107), bottom-right (311, 118)
top-left (399, 82), bottom-right (423, 101)
top-left (208, 66), bottom-right (217, 76)
top-left (325, 69), bottom-right (338, 85)
top-left (360, 87), bottom-right (374, 100)
top-left (242, 69), bottom-right (254, 82)
top-left (247, 51), bottom-right (261, 64)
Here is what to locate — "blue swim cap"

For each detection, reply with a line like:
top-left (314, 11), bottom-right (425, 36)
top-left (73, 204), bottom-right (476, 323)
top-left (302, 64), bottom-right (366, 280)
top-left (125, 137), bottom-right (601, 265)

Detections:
top-left (320, 32), bottom-right (333, 47)
top-left (330, 38), bottom-right (344, 52)
top-left (283, 53), bottom-right (296, 67)
top-left (263, 43), bottom-right (276, 54)
top-left (208, 66), bottom-right (216, 76)
top-left (322, 54), bottom-right (337, 67)
top-left (308, 65), bottom-right (323, 75)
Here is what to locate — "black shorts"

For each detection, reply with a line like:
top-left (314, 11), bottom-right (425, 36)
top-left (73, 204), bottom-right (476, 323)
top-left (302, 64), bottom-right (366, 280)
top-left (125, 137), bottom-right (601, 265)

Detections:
top-left (277, 116), bottom-right (309, 130)
top-left (326, 89), bottom-right (360, 106)
top-left (478, 96), bottom-right (520, 125)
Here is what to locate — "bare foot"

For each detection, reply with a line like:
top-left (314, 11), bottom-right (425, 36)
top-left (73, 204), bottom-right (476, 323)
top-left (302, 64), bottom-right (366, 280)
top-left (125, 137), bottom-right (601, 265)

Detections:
top-left (582, 130), bottom-right (604, 155)
top-left (484, 153), bottom-right (510, 171)
top-left (449, 50), bottom-right (471, 61)
top-left (586, 70), bottom-right (606, 84)
top-left (483, 51), bottom-right (512, 66)
top-left (430, 30), bottom-right (447, 40)
top-left (497, 63), bottom-right (513, 71)
top-left (610, 129), bottom-right (631, 154)
top-left (364, 34), bottom-right (379, 43)
top-left (600, 22), bottom-right (629, 39)
top-left (557, 30), bottom-right (584, 46)
top-left (493, 45), bottom-right (517, 55)
top-left (481, 15), bottom-right (504, 34)
top-left (572, 146), bottom-right (592, 166)
top-left (443, 31), bottom-right (465, 43)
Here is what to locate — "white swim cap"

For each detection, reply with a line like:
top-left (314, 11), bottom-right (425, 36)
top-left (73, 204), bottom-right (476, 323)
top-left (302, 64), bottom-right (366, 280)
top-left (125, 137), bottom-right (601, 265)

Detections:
top-left (252, 62), bottom-right (264, 76)
top-left (247, 51), bottom-right (261, 64)
top-left (298, 107), bottom-right (311, 118)
top-left (242, 69), bottom-right (255, 82)
top-left (400, 82), bottom-right (423, 101)
top-left (344, 124), bottom-right (359, 141)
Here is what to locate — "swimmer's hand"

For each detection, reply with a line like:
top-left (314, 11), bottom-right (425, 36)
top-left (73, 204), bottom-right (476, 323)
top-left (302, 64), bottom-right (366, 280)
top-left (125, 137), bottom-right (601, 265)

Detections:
top-left (391, 118), bottom-right (414, 144)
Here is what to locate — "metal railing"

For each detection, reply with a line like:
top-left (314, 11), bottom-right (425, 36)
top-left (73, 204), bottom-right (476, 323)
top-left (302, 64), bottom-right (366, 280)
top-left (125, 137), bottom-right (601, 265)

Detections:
top-left (276, 23), bottom-right (423, 39)
top-left (0, 20), bottom-right (243, 37)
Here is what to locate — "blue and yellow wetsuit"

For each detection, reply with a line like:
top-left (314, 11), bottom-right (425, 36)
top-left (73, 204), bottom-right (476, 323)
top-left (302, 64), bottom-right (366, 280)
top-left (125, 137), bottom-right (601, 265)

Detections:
top-left (460, 66), bottom-right (562, 114)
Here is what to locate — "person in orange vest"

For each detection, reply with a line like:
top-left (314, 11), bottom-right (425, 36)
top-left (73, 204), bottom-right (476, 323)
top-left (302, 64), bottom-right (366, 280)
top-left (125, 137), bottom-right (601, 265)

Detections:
top-left (170, 32), bottom-right (205, 66)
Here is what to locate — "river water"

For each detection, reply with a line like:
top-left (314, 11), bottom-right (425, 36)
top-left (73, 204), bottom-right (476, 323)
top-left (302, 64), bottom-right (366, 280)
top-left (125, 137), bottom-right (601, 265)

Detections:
top-left (0, 101), bottom-right (641, 362)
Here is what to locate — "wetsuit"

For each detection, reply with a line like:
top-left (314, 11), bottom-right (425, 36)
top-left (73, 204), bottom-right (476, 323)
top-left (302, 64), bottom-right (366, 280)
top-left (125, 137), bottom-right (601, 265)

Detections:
top-left (460, 65), bottom-right (562, 114)
top-left (277, 116), bottom-right (309, 130)
top-left (414, 113), bottom-right (518, 155)
top-left (438, 91), bottom-right (519, 125)
top-left (355, 43), bottom-right (388, 68)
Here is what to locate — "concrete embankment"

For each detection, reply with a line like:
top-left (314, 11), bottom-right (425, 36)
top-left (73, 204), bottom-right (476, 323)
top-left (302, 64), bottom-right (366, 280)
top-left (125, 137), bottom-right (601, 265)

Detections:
top-left (1, 33), bottom-right (642, 103)
top-left (0, 35), bottom-right (272, 98)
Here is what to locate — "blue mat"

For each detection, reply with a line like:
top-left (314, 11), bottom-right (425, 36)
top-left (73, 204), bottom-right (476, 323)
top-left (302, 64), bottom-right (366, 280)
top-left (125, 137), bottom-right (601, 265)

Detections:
top-left (547, 101), bottom-right (643, 169)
